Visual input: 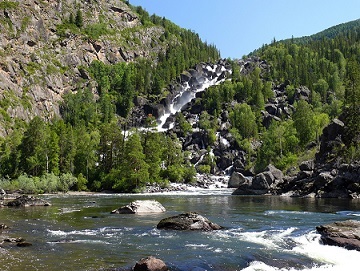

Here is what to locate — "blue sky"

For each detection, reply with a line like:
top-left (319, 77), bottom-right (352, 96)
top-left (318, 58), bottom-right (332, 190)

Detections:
top-left (129, 0), bottom-right (360, 59)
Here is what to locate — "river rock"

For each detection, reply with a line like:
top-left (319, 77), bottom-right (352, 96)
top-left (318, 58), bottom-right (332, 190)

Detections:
top-left (316, 220), bottom-right (360, 251)
top-left (133, 256), bottom-right (168, 271)
top-left (157, 212), bottom-right (221, 231)
top-left (6, 195), bottom-right (51, 207)
top-left (228, 172), bottom-right (248, 188)
top-left (0, 223), bottom-right (8, 230)
top-left (16, 242), bottom-right (33, 247)
top-left (111, 200), bottom-right (166, 214)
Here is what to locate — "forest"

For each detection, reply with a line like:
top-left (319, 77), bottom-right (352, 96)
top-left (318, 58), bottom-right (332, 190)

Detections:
top-left (0, 5), bottom-right (359, 194)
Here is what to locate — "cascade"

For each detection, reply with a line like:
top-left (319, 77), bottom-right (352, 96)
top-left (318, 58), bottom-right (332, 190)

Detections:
top-left (154, 62), bottom-right (231, 132)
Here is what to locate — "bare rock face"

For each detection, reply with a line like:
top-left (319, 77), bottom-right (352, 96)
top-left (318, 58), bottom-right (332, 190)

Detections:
top-left (133, 256), bottom-right (168, 271)
top-left (316, 220), bottom-right (360, 251)
top-left (157, 212), bottom-right (222, 231)
top-left (6, 195), bottom-right (51, 207)
top-left (0, 0), bottom-right (168, 135)
top-left (111, 200), bottom-right (166, 214)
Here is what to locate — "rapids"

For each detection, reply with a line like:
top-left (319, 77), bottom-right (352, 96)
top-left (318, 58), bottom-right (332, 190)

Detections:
top-left (1, 192), bottom-right (359, 271)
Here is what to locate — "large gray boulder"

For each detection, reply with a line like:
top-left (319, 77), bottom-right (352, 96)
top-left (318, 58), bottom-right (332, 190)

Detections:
top-left (133, 256), bottom-right (168, 271)
top-left (157, 212), bottom-right (221, 231)
top-left (316, 220), bottom-right (360, 251)
top-left (6, 195), bottom-right (51, 207)
top-left (111, 200), bottom-right (166, 214)
top-left (228, 172), bottom-right (248, 188)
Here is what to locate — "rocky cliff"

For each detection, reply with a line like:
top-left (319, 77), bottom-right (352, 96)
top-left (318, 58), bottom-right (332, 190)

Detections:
top-left (0, 0), bottom-right (168, 135)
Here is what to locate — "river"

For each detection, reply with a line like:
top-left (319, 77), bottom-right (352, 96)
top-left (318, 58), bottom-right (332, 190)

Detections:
top-left (1, 190), bottom-right (360, 271)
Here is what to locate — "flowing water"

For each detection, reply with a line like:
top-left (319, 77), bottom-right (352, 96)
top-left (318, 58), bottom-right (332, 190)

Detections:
top-left (1, 191), bottom-right (360, 271)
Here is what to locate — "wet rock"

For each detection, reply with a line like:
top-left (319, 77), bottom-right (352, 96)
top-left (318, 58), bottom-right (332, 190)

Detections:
top-left (316, 220), bottom-right (360, 251)
top-left (0, 223), bottom-right (8, 230)
top-left (133, 256), bottom-right (168, 271)
top-left (4, 237), bottom-right (25, 243)
top-left (111, 200), bottom-right (166, 214)
top-left (143, 104), bottom-right (165, 119)
top-left (157, 212), bottom-right (221, 231)
top-left (6, 195), bottom-right (51, 207)
top-left (16, 242), bottom-right (33, 247)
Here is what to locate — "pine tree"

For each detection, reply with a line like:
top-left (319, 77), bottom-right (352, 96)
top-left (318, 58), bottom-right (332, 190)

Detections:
top-left (75, 9), bottom-right (83, 28)
top-left (122, 133), bottom-right (149, 191)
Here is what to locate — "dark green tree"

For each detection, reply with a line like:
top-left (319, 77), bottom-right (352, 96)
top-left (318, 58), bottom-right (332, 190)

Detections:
top-left (75, 9), bottom-right (83, 28)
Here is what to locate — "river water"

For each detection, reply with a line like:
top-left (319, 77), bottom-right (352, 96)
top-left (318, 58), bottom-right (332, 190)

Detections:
top-left (1, 190), bottom-right (360, 271)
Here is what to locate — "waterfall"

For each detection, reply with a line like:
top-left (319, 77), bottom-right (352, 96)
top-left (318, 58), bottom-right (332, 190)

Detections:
top-left (155, 63), bottom-right (231, 132)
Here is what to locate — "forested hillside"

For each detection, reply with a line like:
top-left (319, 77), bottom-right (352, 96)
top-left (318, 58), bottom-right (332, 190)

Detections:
top-left (0, 0), bottom-right (359, 195)
top-left (0, 0), bottom-right (219, 193)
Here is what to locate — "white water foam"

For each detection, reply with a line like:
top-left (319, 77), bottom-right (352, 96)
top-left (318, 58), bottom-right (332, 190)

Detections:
top-left (240, 230), bottom-right (360, 271)
top-left (47, 227), bottom-right (124, 237)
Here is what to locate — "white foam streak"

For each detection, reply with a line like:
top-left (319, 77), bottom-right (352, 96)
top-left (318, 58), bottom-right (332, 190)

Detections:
top-left (242, 231), bottom-right (360, 271)
top-left (291, 232), bottom-right (360, 270)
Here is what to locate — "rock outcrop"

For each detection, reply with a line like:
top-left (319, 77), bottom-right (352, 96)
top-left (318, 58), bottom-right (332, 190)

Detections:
top-left (111, 200), bottom-right (166, 214)
top-left (6, 195), bottom-right (51, 207)
top-left (133, 256), bottom-right (168, 271)
top-left (316, 220), bottom-right (360, 251)
top-left (273, 118), bottom-right (360, 198)
top-left (0, 0), bottom-right (168, 135)
top-left (157, 212), bottom-right (222, 231)
top-left (232, 164), bottom-right (283, 195)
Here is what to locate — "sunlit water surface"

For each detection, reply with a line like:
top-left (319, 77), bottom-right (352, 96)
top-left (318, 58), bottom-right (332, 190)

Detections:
top-left (1, 190), bottom-right (360, 271)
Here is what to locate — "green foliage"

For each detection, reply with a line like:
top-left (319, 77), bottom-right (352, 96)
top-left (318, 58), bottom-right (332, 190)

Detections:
top-left (256, 120), bottom-right (299, 171)
top-left (84, 23), bottom-right (111, 40)
top-left (229, 103), bottom-right (258, 139)
top-left (0, 1), bottom-right (19, 9)
top-left (197, 164), bottom-right (211, 174)
top-left (75, 9), bottom-right (83, 28)
top-left (176, 113), bottom-right (192, 136)
top-left (0, 173), bottom-right (77, 194)
top-left (293, 100), bottom-right (315, 147)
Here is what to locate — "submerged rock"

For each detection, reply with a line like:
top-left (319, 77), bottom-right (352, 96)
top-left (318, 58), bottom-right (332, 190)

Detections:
top-left (111, 200), bottom-right (166, 214)
top-left (133, 256), bottom-right (168, 271)
top-left (157, 212), bottom-right (222, 231)
top-left (0, 223), bottom-right (8, 230)
top-left (6, 195), bottom-right (51, 207)
top-left (316, 220), bottom-right (360, 251)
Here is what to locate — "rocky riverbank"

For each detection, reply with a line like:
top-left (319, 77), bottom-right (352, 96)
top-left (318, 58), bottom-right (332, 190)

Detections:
top-left (230, 117), bottom-right (360, 199)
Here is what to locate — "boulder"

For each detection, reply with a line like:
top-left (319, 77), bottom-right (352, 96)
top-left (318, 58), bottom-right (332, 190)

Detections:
top-left (0, 223), bottom-right (8, 230)
top-left (157, 212), bottom-right (221, 231)
top-left (316, 220), bottom-right (360, 251)
top-left (17, 242), bottom-right (33, 247)
top-left (133, 256), bottom-right (168, 271)
top-left (264, 164), bottom-right (283, 181)
top-left (228, 172), bottom-right (248, 188)
top-left (299, 160), bottom-right (315, 171)
top-left (111, 200), bottom-right (166, 214)
top-left (6, 195), bottom-right (51, 207)
top-left (143, 104), bottom-right (165, 119)
top-left (293, 86), bottom-right (311, 102)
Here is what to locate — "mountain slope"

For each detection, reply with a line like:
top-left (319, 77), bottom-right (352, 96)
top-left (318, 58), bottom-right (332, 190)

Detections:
top-left (292, 18), bottom-right (360, 43)
top-left (0, 0), bottom-right (218, 135)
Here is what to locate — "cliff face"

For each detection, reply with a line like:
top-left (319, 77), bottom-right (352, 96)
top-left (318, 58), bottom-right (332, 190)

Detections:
top-left (0, 0), bottom-right (167, 135)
